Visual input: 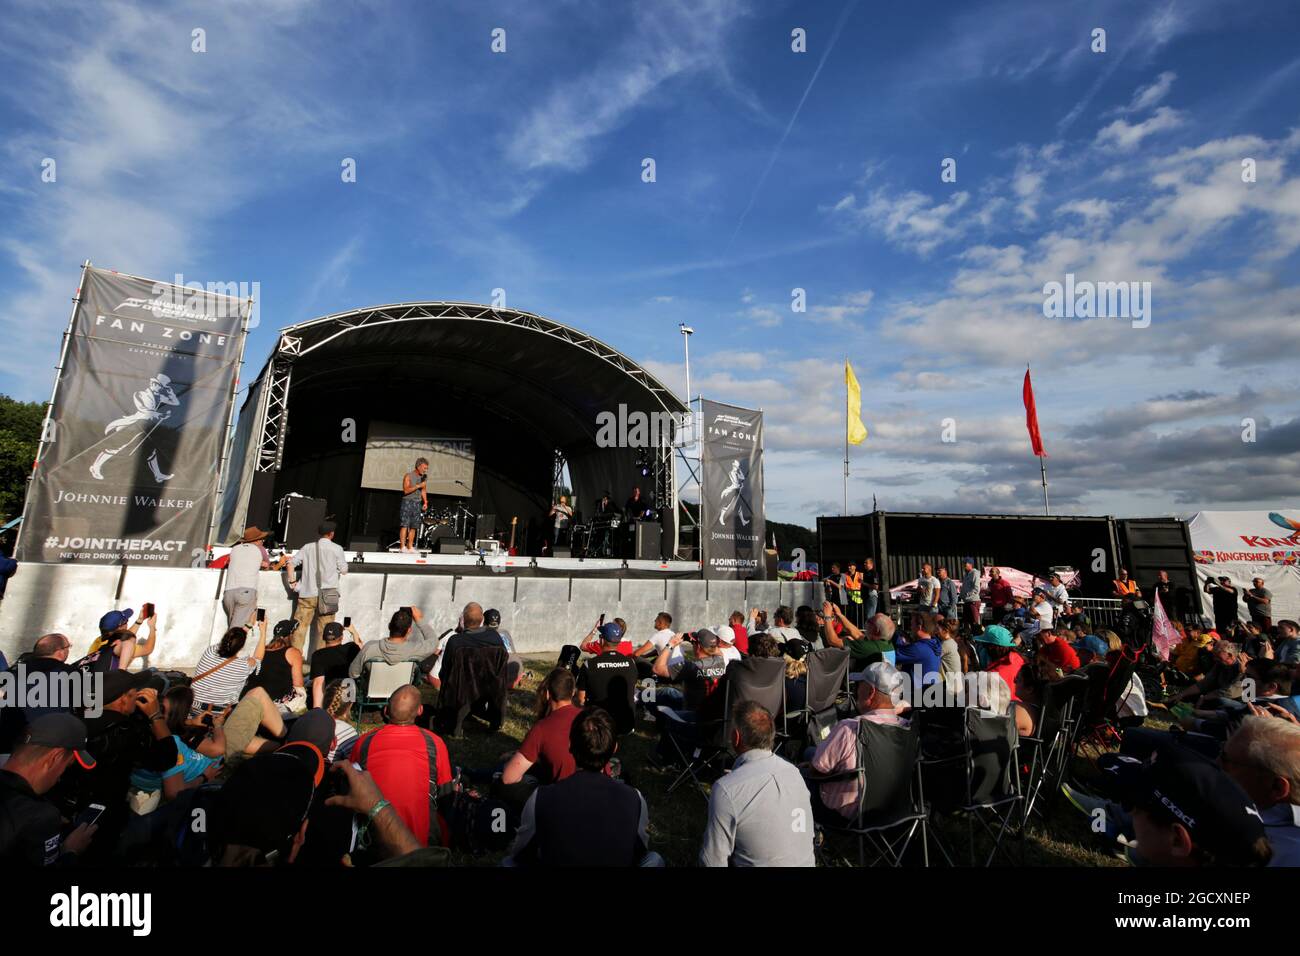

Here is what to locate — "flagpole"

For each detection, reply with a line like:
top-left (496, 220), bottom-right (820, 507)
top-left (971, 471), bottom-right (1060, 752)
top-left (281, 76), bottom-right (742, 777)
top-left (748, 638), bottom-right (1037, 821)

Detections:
top-left (843, 357), bottom-right (849, 516)
top-left (1040, 455), bottom-right (1050, 516)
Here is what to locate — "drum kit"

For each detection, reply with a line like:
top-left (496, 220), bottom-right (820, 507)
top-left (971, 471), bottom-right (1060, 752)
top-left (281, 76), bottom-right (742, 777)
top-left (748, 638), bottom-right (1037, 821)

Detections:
top-left (417, 502), bottom-right (474, 550)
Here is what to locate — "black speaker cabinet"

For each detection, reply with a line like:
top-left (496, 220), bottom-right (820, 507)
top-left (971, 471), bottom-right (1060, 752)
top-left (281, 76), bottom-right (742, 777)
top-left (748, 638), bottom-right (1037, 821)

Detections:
top-left (635, 521), bottom-right (662, 560)
top-left (475, 513), bottom-right (496, 538)
top-left (278, 495), bottom-right (328, 549)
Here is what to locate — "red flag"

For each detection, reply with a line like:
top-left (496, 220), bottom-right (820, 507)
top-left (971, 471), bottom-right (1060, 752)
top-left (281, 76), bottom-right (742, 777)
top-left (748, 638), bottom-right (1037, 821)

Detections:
top-left (1022, 368), bottom-right (1046, 457)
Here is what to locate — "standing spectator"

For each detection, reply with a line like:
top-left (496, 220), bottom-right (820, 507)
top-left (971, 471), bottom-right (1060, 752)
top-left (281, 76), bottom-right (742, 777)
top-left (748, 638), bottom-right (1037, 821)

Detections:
top-left (288, 520), bottom-right (348, 654)
top-left (310, 621), bottom-right (361, 706)
top-left (843, 562), bottom-right (865, 627)
top-left (222, 526), bottom-right (280, 630)
top-left (1245, 578), bottom-right (1273, 631)
top-left (960, 558), bottom-right (982, 633)
top-left (1204, 576), bottom-right (1240, 637)
top-left (985, 567), bottom-right (1015, 622)
top-left (822, 563), bottom-right (845, 607)
top-left (861, 557), bottom-right (882, 622)
top-left (699, 701), bottom-right (815, 867)
top-left (1150, 569), bottom-right (1175, 613)
top-left (351, 685), bottom-right (454, 846)
top-left (1113, 568), bottom-right (1140, 600)
top-left (0, 714), bottom-right (98, 866)
top-left (935, 567), bottom-right (959, 622)
top-left (506, 707), bottom-right (660, 867)
top-left (918, 563), bottom-right (940, 612)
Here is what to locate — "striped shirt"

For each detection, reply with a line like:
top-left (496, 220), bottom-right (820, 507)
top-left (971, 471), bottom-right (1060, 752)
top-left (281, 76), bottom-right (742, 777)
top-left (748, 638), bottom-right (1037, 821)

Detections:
top-left (330, 719), bottom-right (359, 762)
top-left (191, 647), bottom-right (258, 706)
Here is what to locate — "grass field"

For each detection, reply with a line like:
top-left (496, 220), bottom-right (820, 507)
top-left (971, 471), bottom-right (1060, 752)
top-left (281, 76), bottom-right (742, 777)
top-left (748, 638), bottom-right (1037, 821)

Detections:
top-left (354, 657), bottom-right (1155, 867)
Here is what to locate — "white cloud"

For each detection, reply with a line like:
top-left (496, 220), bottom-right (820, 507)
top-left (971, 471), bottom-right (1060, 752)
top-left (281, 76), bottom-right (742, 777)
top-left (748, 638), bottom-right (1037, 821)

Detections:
top-left (1095, 105), bottom-right (1185, 150)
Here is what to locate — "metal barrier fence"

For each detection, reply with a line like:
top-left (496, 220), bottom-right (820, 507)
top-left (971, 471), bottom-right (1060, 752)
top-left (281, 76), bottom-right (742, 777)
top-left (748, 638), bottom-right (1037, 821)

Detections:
top-left (1071, 597), bottom-right (1125, 629)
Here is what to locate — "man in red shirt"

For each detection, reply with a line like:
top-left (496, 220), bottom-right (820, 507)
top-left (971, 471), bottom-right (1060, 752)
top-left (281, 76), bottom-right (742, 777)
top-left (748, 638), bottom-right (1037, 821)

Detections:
top-left (501, 668), bottom-right (581, 787)
top-left (351, 684), bottom-right (454, 846)
top-left (726, 611), bottom-right (749, 655)
top-left (985, 567), bottom-right (1015, 622)
top-left (1037, 628), bottom-right (1080, 675)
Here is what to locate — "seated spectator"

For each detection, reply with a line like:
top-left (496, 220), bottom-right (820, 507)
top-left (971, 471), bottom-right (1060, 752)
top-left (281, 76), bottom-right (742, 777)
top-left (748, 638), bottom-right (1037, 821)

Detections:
top-left (310, 621), bottom-right (361, 707)
top-left (1100, 748), bottom-right (1271, 867)
top-left (1273, 620), bottom-right (1300, 664)
top-left (722, 610), bottom-right (750, 655)
top-left (578, 624), bottom-right (639, 735)
top-left (506, 706), bottom-right (660, 867)
top-left (935, 617), bottom-right (963, 687)
top-left (1171, 626), bottom-right (1214, 675)
top-left (765, 605), bottom-right (802, 645)
top-left (805, 662), bottom-right (908, 822)
top-left (1036, 628), bottom-right (1080, 676)
top-left (130, 686), bottom-right (224, 803)
top-left (190, 620), bottom-right (268, 719)
top-left (437, 603), bottom-right (512, 734)
top-left (1169, 640), bottom-right (1247, 706)
top-left (1220, 716), bottom-right (1300, 866)
top-left (1071, 629), bottom-right (1111, 665)
top-left (749, 633), bottom-right (806, 713)
top-left (794, 605), bottom-right (824, 647)
top-left (974, 625), bottom-right (1034, 736)
top-left (0, 714), bottom-right (98, 866)
top-left (351, 684), bottom-right (454, 846)
top-left (484, 608), bottom-right (524, 687)
top-left (321, 678), bottom-right (360, 762)
top-left (80, 607), bottom-right (159, 673)
top-left (243, 620), bottom-right (306, 716)
top-left (211, 710), bottom-right (335, 866)
top-left (349, 606), bottom-right (441, 680)
top-left (630, 612), bottom-right (677, 679)
top-left (700, 701), bottom-right (814, 867)
top-left (895, 612), bottom-right (943, 687)
top-left (823, 607), bottom-right (895, 669)
top-left (501, 668), bottom-right (581, 788)
top-left (579, 616), bottom-right (632, 656)
top-left (651, 629), bottom-right (730, 722)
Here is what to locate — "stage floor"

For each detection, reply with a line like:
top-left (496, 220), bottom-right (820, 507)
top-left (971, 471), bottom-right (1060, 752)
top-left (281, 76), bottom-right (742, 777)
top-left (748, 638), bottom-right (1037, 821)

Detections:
top-left (344, 550), bottom-right (703, 578)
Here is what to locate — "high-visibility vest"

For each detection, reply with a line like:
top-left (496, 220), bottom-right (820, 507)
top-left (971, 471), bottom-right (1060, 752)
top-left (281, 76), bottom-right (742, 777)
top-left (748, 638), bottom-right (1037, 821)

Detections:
top-left (1114, 579), bottom-right (1139, 596)
top-left (846, 572), bottom-right (863, 603)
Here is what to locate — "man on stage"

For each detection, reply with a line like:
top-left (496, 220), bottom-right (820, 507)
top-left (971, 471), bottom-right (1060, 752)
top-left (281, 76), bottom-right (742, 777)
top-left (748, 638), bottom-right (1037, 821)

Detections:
top-left (399, 458), bottom-right (429, 553)
top-left (549, 494), bottom-right (574, 549)
top-left (593, 491), bottom-right (615, 558)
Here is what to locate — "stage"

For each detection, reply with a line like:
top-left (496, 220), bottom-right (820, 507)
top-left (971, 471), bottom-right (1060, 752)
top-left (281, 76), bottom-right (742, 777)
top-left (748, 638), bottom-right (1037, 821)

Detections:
top-left (342, 549), bottom-right (703, 578)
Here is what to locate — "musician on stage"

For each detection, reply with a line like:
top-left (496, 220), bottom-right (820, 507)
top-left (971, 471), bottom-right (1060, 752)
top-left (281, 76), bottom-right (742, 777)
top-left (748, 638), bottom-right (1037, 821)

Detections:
top-left (399, 458), bottom-right (429, 553)
top-left (548, 494), bottom-right (574, 547)
top-left (624, 486), bottom-right (649, 521)
top-left (593, 491), bottom-right (615, 557)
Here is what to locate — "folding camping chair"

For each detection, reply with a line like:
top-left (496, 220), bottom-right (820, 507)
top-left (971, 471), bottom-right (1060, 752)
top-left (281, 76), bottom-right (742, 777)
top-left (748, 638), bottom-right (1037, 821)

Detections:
top-left (662, 655), bottom-right (786, 799)
top-left (809, 719), bottom-right (930, 867)
top-left (785, 646), bottom-right (850, 753)
top-left (1074, 651), bottom-right (1140, 757)
top-left (927, 708), bottom-right (1023, 866)
top-left (1019, 672), bottom-right (1089, 825)
top-left (356, 660), bottom-right (416, 718)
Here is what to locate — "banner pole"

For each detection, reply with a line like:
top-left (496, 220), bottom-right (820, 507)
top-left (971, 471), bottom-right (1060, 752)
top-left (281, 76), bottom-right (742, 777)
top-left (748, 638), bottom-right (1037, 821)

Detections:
top-left (16, 260), bottom-right (90, 559)
top-left (206, 295), bottom-right (254, 556)
top-left (1040, 455), bottom-right (1050, 516)
top-left (843, 358), bottom-right (849, 516)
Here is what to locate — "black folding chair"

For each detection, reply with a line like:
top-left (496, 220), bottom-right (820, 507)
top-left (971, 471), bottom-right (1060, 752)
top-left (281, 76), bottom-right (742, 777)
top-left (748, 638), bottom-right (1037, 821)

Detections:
top-left (810, 719), bottom-right (930, 867)
top-left (1075, 651), bottom-right (1139, 757)
top-left (785, 646), bottom-right (850, 751)
top-left (927, 708), bottom-right (1023, 866)
top-left (1019, 673), bottom-right (1089, 825)
top-left (662, 656), bottom-right (786, 798)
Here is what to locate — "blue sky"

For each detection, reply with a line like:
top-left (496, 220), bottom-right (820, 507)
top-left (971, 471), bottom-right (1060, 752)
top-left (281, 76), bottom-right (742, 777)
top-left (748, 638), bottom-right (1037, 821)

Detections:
top-left (2, 0), bottom-right (1299, 526)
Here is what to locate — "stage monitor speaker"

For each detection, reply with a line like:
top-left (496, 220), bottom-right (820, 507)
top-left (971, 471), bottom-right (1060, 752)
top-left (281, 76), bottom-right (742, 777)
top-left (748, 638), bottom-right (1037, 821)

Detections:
top-left (278, 495), bottom-right (328, 550)
top-left (349, 535), bottom-right (380, 553)
top-left (437, 537), bottom-right (465, 555)
top-left (475, 513), bottom-right (496, 538)
top-left (635, 521), bottom-right (662, 560)
top-left (552, 546), bottom-right (572, 558)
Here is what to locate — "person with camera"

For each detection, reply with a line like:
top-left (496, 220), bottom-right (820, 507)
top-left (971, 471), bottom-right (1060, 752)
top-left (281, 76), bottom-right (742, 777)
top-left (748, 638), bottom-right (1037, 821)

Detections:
top-left (1167, 640), bottom-right (1248, 707)
top-left (577, 623), bottom-right (639, 735)
top-left (81, 606), bottom-right (159, 674)
top-left (0, 713), bottom-right (99, 866)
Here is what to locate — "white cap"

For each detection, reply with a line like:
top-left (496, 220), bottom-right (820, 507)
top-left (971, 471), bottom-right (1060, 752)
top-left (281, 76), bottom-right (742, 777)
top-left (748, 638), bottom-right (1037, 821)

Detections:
top-left (849, 661), bottom-right (904, 702)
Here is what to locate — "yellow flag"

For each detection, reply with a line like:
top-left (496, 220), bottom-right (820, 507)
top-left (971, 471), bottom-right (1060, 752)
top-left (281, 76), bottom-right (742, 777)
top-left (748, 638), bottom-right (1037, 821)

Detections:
top-left (846, 361), bottom-right (867, 445)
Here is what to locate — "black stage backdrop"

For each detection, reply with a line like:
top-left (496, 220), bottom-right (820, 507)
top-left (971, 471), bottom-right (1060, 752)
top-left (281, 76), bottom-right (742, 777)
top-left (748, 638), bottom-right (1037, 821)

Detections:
top-left (700, 399), bottom-right (766, 579)
top-left (18, 267), bottom-right (249, 567)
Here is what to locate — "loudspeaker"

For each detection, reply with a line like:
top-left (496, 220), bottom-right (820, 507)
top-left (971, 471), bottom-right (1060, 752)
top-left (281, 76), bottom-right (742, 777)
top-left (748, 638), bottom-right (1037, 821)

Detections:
top-left (475, 513), bottom-right (496, 538)
top-left (349, 534), bottom-right (380, 553)
top-left (635, 521), bottom-right (662, 560)
top-left (552, 546), bottom-right (572, 558)
top-left (437, 537), bottom-right (465, 555)
top-left (278, 495), bottom-right (328, 549)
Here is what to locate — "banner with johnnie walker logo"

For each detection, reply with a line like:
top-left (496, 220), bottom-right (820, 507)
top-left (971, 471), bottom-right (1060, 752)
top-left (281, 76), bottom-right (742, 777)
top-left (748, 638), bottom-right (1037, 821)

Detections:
top-left (18, 267), bottom-right (251, 567)
top-left (699, 399), bottom-right (766, 580)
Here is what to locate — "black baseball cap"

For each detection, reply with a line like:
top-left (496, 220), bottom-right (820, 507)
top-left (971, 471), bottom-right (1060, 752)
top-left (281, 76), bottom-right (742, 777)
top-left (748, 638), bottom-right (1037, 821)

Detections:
top-left (273, 619), bottom-right (299, 640)
top-left (321, 621), bottom-right (344, 641)
top-left (20, 713), bottom-right (96, 769)
top-left (98, 669), bottom-right (154, 705)
top-left (1098, 749), bottom-right (1267, 865)
top-left (318, 520), bottom-right (337, 536)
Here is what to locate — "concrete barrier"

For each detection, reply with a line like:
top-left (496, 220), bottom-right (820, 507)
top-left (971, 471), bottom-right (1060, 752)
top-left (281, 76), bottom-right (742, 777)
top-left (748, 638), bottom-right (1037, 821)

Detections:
top-left (0, 563), bottom-right (818, 670)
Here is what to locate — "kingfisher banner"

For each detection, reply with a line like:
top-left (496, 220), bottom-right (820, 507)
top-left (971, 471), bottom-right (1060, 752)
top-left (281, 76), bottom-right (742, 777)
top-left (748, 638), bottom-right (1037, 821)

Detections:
top-left (699, 399), bottom-right (766, 579)
top-left (18, 267), bottom-right (251, 567)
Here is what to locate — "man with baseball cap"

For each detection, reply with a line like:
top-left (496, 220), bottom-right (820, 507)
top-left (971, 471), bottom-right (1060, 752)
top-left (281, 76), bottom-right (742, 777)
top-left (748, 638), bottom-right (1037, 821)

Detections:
top-left (577, 622), bottom-right (639, 735)
top-left (83, 605), bottom-right (158, 674)
top-left (223, 525), bottom-right (286, 630)
top-left (1096, 747), bottom-right (1271, 867)
top-left (805, 661), bottom-right (909, 822)
top-left (0, 713), bottom-right (98, 865)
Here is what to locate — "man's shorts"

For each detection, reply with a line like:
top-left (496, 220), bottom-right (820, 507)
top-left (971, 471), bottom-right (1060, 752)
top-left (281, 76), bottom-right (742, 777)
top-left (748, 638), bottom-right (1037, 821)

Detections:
top-left (399, 496), bottom-right (423, 530)
top-left (223, 695), bottom-right (264, 757)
